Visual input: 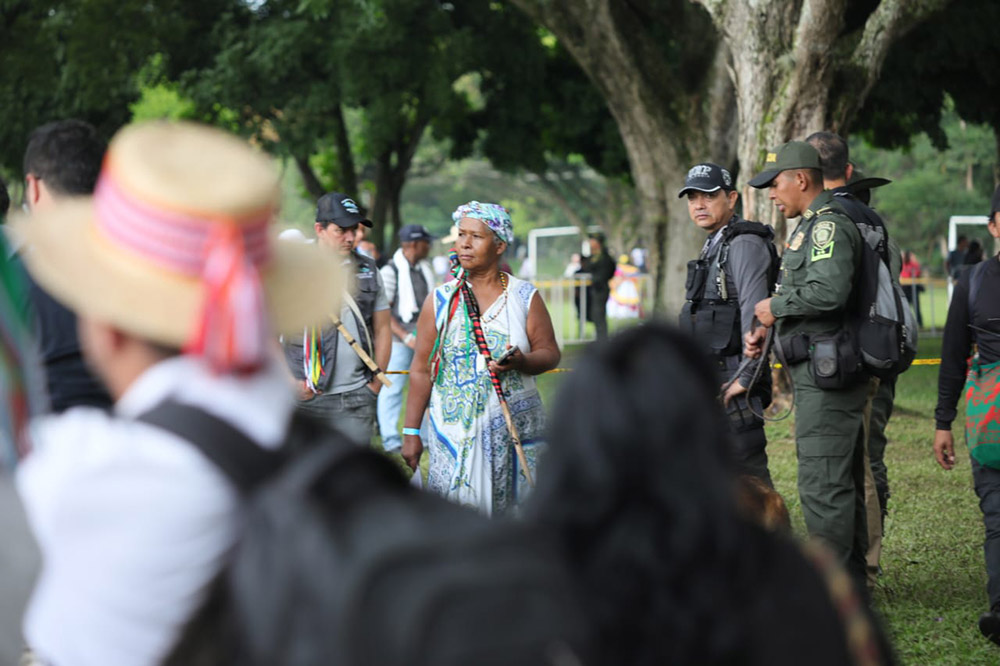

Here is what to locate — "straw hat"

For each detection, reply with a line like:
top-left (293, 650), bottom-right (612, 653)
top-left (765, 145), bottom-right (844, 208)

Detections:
top-left (15, 121), bottom-right (343, 369)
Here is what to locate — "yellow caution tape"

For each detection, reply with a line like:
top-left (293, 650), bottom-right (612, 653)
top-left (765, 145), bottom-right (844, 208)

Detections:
top-left (386, 367), bottom-right (574, 375)
top-left (386, 360), bottom-right (943, 375)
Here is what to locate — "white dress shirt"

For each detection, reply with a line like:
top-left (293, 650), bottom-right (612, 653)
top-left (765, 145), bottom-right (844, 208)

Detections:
top-left (17, 354), bottom-right (294, 666)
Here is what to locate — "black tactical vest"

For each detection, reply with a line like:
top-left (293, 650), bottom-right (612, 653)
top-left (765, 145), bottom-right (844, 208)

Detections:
top-left (680, 219), bottom-right (777, 357)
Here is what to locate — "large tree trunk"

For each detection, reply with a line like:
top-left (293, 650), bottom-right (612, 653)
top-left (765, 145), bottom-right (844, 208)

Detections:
top-left (696, 0), bottom-right (952, 233)
top-left (509, 0), bottom-right (736, 315)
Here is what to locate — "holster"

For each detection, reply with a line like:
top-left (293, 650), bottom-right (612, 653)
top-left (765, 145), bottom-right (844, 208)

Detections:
top-left (809, 330), bottom-right (864, 390)
top-left (685, 259), bottom-right (708, 302)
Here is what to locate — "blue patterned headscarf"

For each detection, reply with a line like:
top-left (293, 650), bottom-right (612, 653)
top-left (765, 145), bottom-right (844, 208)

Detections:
top-left (451, 201), bottom-right (513, 244)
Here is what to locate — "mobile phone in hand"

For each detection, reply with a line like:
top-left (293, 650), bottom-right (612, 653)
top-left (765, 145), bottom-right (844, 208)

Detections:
top-left (494, 345), bottom-right (519, 365)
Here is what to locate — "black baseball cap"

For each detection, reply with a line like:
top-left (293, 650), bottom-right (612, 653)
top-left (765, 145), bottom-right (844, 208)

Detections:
top-left (748, 141), bottom-right (822, 188)
top-left (677, 162), bottom-right (736, 198)
top-left (316, 192), bottom-right (372, 228)
top-left (399, 224), bottom-right (433, 243)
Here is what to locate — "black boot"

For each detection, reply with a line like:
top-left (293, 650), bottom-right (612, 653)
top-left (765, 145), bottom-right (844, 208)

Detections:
top-left (978, 608), bottom-right (1000, 646)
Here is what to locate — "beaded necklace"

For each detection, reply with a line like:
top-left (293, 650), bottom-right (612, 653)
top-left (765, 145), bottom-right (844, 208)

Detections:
top-left (480, 272), bottom-right (509, 325)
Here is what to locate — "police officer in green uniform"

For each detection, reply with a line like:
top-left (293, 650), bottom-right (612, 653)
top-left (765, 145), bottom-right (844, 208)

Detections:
top-left (745, 141), bottom-right (869, 585)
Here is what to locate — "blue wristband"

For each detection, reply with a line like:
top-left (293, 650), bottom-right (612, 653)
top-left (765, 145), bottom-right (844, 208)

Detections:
top-left (402, 427), bottom-right (421, 437)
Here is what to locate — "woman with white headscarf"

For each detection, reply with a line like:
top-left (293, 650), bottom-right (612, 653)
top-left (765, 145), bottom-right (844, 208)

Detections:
top-left (402, 202), bottom-right (560, 516)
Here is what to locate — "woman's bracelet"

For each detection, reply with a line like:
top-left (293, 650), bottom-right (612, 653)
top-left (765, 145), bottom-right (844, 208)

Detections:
top-left (402, 427), bottom-right (421, 437)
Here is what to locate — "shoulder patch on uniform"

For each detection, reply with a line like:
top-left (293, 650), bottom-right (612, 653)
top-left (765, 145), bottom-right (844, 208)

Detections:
top-left (810, 220), bottom-right (836, 261)
top-left (812, 220), bottom-right (836, 248)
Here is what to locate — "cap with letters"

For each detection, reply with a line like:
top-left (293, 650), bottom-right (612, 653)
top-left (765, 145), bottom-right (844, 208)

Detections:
top-left (748, 141), bottom-right (822, 188)
top-left (677, 163), bottom-right (736, 198)
top-left (315, 192), bottom-right (373, 228)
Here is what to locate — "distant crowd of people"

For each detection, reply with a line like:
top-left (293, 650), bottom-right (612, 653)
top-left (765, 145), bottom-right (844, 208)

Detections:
top-left (2, 117), bottom-right (1000, 666)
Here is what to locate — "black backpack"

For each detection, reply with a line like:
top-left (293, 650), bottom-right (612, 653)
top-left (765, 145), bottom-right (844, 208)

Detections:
top-left (141, 402), bottom-right (590, 666)
top-left (831, 193), bottom-right (918, 379)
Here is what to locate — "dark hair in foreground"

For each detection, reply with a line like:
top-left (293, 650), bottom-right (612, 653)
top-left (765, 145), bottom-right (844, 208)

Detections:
top-left (23, 119), bottom-right (105, 196)
top-left (526, 323), bottom-right (896, 666)
top-left (526, 324), bottom-right (755, 664)
top-left (806, 131), bottom-right (849, 181)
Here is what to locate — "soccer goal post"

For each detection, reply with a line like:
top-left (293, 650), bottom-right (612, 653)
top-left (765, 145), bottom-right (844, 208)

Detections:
top-left (947, 215), bottom-right (992, 301)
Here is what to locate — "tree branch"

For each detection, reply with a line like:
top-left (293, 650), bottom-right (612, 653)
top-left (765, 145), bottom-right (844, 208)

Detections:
top-left (536, 171), bottom-right (592, 230)
top-left (832, 0), bottom-right (952, 128)
top-left (793, 0), bottom-right (847, 56)
top-left (294, 155), bottom-right (326, 200)
top-left (851, 0), bottom-right (952, 89)
top-left (331, 104), bottom-right (358, 199)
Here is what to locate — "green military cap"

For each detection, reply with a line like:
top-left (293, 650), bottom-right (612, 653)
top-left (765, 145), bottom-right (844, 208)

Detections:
top-left (748, 141), bottom-right (822, 188)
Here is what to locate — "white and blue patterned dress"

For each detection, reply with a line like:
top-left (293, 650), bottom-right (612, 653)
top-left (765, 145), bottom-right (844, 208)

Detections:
top-left (425, 274), bottom-right (545, 516)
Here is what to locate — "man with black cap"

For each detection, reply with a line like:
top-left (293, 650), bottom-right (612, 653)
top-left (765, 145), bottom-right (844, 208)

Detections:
top-left (377, 223), bottom-right (435, 453)
top-left (744, 141), bottom-right (870, 589)
top-left (678, 162), bottom-right (776, 484)
top-left (282, 192), bottom-right (391, 446)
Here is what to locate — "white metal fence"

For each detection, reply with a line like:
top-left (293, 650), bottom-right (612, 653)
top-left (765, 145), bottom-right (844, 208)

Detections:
top-left (532, 273), bottom-right (655, 347)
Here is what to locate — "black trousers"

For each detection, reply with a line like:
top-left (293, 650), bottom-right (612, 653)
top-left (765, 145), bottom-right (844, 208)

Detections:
top-left (732, 425), bottom-right (771, 487)
top-left (973, 458), bottom-right (1000, 611)
top-left (589, 290), bottom-right (609, 341)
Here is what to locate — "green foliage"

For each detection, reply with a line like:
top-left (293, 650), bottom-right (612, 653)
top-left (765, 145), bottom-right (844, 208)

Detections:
top-left (184, 0), bottom-right (481, 167)
top-left (850, 105), bottom-right (997, 274)
top-left (857, 0), bottom-right (1000, 152)
top-left (467, 10), bottom-right (629, 180)
top-left (0, 0), bottom-right (239, 175)
top-left (130, 59), bottom-right (199, 122)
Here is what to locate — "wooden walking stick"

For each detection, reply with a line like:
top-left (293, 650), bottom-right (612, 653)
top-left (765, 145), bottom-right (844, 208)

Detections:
top-left (329, 315), bottom-right (392, 388)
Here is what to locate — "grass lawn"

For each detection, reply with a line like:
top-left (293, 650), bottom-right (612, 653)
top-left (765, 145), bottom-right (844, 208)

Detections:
top-left (380, 331), bottom-right (996, 663)
top-left (761, 335), bottom-right (996, 664)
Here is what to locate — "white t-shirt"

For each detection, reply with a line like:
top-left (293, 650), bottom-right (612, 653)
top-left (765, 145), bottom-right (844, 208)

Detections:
top-left (18, 354), bottom-right (294, 666)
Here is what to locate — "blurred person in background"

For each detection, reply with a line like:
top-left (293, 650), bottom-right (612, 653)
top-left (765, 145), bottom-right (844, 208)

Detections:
top-left (899, 250), bottom-right (923, 327)
top-left (580, 231), bottom-right (615, 341)
top-left (947, 235), bottom-right (969, 282)
top-left (377, 224), bottom-right (434, 454)
top-left (965, 239), bottom-right (985, 269)
top-left (563, 252), bottom-right (582, 278)
top-left (402, 201), bottom-right (559, 516)
top-left (527, 323), bottom-right (897, 666)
